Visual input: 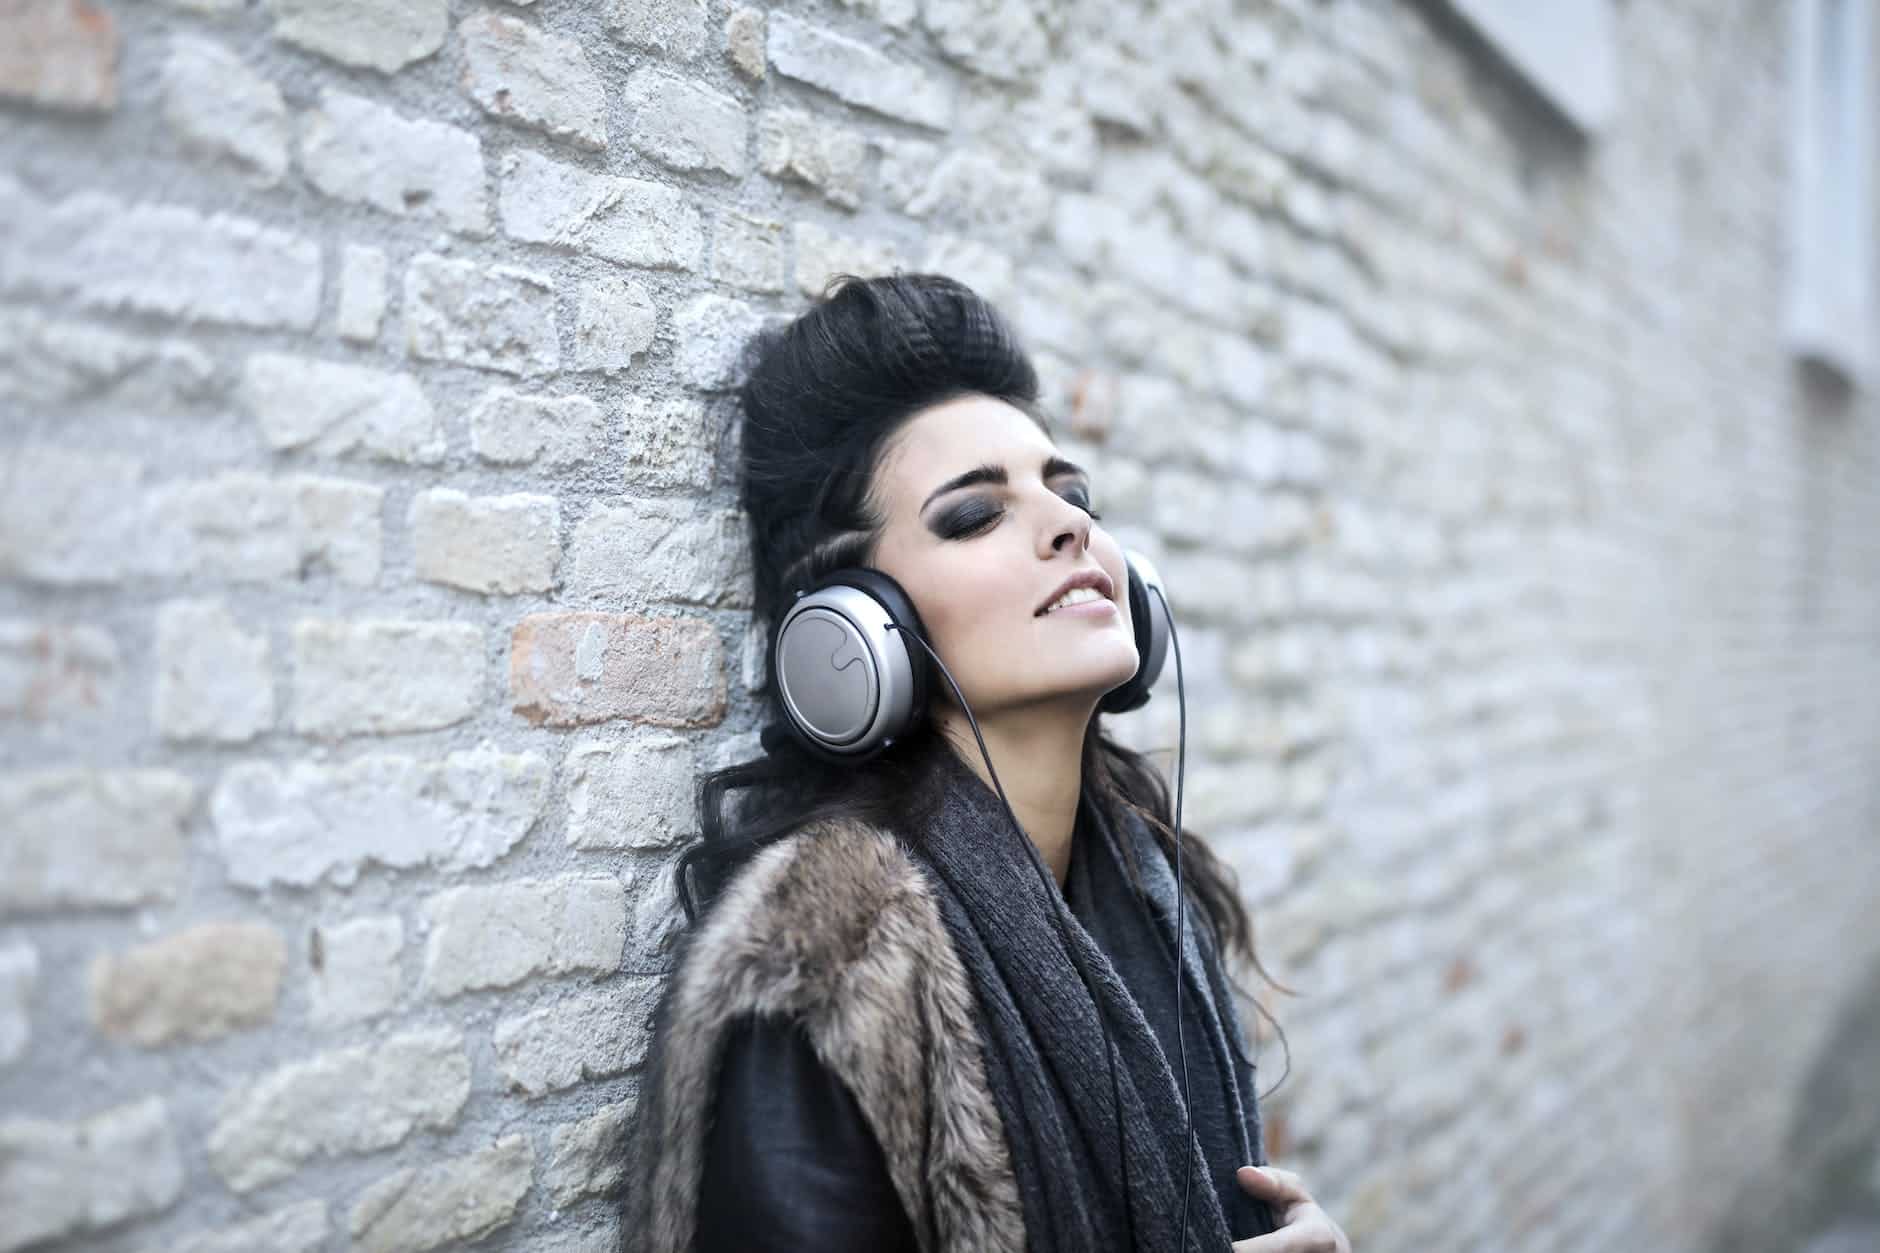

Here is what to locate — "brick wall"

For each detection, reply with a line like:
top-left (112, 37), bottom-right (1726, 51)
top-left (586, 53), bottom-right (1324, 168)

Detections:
top-left (3, 1), bottom-right (1878, 1251)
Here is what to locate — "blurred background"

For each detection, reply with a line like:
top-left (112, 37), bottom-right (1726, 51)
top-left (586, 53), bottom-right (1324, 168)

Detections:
top-left (3, 0), bottom-right (1879, 1250)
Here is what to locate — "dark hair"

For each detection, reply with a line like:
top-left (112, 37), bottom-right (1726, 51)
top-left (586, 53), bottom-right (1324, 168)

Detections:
top-left (678, 271), bottom-right (1292, 1078)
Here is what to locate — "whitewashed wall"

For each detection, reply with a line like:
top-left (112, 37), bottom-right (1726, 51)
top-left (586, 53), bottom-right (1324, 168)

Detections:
top-left (3, 1), bottom-right (1879, 1250)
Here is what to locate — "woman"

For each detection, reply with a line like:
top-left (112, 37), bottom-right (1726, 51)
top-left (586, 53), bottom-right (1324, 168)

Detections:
top-left (618, 273), bottom-right (1351, 1252)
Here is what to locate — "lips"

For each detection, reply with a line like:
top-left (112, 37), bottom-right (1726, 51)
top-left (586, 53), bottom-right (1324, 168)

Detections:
top-left (1035, 568), bottom-right (1115, 616)
top-left (1038, 590), bottom-right (1118, 620)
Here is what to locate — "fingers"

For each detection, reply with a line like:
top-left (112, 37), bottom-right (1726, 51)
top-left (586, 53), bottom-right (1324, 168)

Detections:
top-left (1235, 1165), bottom-right (1352, 1253)
top-left (1236, 1164), bottom-right (1311, 1205)
top-left (1240, 1166), bottom-right (1316, 1234)
top-left (1231, 1226), bottom-right (1324, 1252)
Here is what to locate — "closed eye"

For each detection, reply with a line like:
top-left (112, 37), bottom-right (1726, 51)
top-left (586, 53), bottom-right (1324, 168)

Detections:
top-left (939, 490), bottom-right (1101, 540)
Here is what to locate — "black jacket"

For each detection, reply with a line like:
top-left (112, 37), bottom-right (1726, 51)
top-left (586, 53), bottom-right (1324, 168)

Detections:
top-left (695, 1012), bottom-right (919, 1251)
top-left (625, 817), bottom-right (1040, 1252)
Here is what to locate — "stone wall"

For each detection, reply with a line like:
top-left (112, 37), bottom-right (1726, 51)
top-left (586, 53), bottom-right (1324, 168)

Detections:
top-left (3, 0), bottom-right (1879, 1251)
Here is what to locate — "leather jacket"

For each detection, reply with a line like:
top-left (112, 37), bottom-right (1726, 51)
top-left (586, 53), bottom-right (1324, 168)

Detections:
top-left (624, 817), bottom-right (1031, 1253)
top-left (695, 1011), bottom-right (920, 1252)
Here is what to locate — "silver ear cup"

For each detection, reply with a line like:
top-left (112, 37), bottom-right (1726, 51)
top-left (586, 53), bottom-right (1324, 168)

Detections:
top-left (773, 583), bottom-right (918, 755)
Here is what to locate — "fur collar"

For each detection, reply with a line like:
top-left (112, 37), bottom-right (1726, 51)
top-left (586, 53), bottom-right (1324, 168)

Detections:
top-left (633, 817), bottom-right (1028, 1253)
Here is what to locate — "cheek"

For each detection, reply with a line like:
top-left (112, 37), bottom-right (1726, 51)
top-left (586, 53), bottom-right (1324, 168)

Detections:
top-left (911, 558), bottom-right (1031, 652)
top-left (942, 572), bottom-right (1020, 637)
top-left (1103, 549), bottom-right (1136, 635)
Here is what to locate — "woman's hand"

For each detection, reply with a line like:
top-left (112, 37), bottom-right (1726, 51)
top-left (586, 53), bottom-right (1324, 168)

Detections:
top-left (1231, 1164), bottom-right (1352, 1252)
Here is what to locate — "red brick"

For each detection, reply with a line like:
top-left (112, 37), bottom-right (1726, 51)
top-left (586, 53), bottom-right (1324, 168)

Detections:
top-left (0, 0), bottom-right (118, 112)
top-left (509, 612), bottom-right (725, 728)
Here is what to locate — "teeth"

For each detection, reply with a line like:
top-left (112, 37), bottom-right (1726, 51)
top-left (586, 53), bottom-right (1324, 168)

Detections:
top-left (1044, 585), bottom-right (1104, 614)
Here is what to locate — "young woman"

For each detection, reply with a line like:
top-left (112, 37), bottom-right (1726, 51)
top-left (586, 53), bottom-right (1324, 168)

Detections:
top-left (618, 273), bottom-right (1351, 1253)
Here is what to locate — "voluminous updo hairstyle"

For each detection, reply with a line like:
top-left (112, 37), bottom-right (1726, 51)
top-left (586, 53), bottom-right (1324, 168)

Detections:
top-left (679, 271), bottom-right (1287, 1056)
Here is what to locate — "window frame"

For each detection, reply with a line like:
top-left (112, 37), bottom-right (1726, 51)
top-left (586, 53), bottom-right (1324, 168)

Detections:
top-left (1441, 0), bottom-right (1621, 137)
top-left (1786, 0), bottom-right (1878, 386)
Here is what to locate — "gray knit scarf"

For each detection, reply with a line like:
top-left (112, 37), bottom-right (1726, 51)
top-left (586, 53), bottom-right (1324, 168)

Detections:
top-left (908, 743), bottom-right (1282, 1251)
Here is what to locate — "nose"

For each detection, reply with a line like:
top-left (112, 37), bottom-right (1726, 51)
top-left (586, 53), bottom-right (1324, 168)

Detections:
top-left (1049, 508), bottom-right (1091, 555)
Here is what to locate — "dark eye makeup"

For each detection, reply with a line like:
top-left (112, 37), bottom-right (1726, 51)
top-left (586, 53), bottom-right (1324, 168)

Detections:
top-left (936, 488), bottom-right (1102, 540)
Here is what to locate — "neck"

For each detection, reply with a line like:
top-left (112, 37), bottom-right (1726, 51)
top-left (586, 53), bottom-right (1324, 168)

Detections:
top-left (935, 697), bottom-right (1094, 890)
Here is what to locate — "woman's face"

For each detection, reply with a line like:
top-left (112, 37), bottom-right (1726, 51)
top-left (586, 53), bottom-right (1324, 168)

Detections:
top-left (867, 393), bottom-right (1139, 718)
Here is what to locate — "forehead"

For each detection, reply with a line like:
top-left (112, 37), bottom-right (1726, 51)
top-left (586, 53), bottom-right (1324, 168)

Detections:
top-left (878, 394), bottom-right (1055, 489)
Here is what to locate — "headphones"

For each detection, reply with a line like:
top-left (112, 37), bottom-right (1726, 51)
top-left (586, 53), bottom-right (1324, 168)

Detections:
top-left (766, 548), bottom-right (1169, 763)
top-left (763, 547), bottom-right (1210, 1249)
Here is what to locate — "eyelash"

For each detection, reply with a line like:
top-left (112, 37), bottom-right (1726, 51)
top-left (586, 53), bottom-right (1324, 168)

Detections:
top-left (946, 494), bottom-right (1102, 539)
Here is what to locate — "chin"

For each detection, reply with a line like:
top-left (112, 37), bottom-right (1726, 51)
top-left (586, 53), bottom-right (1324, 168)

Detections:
top-left (1056, 654), bottom-right (1144, 702)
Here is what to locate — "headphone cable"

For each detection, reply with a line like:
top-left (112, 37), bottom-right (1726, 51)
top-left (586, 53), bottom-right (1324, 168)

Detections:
top-left (1150, 582), bottom-right (1196, 1253)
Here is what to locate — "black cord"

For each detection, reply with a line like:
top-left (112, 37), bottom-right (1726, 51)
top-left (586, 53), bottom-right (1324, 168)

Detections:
top-left (1151, 583), bottom-right (1196, 1253)
top-left (886, 622), bottom-right (1138, 1249)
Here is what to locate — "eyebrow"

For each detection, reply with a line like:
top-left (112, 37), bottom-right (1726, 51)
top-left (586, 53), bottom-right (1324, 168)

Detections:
top-left (920, 455), bottom-right (1088, 516)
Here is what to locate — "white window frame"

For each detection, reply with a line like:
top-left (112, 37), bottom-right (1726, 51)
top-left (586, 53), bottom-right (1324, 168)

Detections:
top-left (1442, 0), bottom-right (1620, 137)
top-left (1787, 0), bottom-right (1877, 385)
